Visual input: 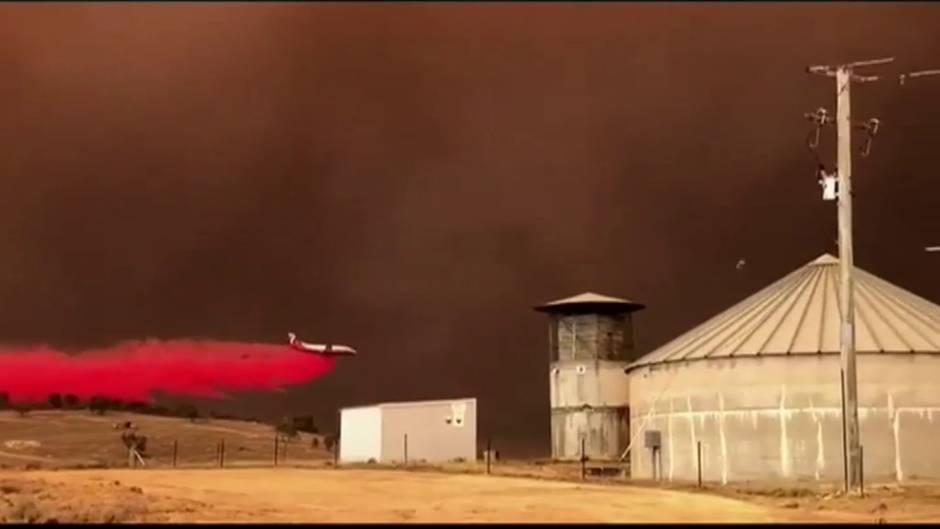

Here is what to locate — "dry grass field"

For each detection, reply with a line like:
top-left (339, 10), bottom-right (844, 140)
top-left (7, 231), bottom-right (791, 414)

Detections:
top-left (0, 410), bottom-right (328, 469)
top-left (0, 468), bottom-right (777, 523)
top-left (2, 410), bottom-right (940, 523)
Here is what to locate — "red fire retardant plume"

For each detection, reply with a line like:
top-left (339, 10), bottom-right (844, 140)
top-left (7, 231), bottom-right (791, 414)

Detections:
top-left (0, 339), bottom-right (336, 403)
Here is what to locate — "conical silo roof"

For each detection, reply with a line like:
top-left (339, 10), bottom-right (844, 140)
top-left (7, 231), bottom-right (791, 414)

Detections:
top-left (629, 254), bottom-right (940, 369)
top-left (534, 291), bottom-right (645, 314)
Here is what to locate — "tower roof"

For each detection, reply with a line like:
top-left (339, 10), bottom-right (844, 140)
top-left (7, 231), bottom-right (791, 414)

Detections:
top-left (629, 253), bottom-right (940, 370)
top-left (534, 291), bottom-right (645, 315)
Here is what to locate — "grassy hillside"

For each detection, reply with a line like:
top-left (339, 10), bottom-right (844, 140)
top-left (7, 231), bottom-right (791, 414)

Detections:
top-left (0, 410), bottom-right (331, 469)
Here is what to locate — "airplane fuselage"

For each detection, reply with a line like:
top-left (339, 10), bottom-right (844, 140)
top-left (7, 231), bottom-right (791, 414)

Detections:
top-left (287, 332), bottom-right (357, 357)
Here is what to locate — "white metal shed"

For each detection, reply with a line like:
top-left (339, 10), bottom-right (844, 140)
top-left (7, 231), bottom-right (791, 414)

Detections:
top-left (338, 398), bottom-right (477, 464)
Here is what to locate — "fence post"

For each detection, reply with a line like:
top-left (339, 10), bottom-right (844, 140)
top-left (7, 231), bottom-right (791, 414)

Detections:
top-left (656, 448), bottom-right (663, 481)
top-left (650, 447), bottom-right (655, 481)
top-left (283, 437), bottom-right (288, 464)
top-left (580, 438), bottom-right (586, 481)
top-left (172, 440), bottom-right (178, 468)
top-left (274, 435), bottom-right (279, 467)
top-left (403, 434), bottom-right (409, 464)
top-left (335, 409), bottom-right (340, 467)
top-left (485, 438), bottom-right (492, 475)
top-left (697, 441), bottom-right (703, 487)
top-left (860, 445), bottom-right (865, 497)
top-left (658, 448), bottom-right (663, 482)
top-left (841, 370), bottom-right (849, 493)
top-left (220, 439), bottom-right (226, 468)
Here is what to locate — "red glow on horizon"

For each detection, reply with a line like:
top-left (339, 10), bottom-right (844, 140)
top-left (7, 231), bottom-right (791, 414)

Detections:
top-left (0, 339), bottom-right (336, 403)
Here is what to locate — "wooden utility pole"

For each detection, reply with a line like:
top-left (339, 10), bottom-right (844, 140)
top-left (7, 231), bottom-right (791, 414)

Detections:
top-left (836, 63), bottom-right (862, 493)
top-left (805, 57), bottom-right (940, 491)
top-left (805, 56), bottom-right (894, 491)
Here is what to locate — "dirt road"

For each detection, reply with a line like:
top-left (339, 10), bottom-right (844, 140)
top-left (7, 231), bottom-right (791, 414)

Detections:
top-left (1, 468), bottom-right (776, 523)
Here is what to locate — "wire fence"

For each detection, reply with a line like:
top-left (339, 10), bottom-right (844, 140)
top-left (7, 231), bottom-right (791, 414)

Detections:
top-left (1, 410), bottom-right (628, 483)
top-left (112, 436), bottom-right (633, 484)
top-left (125, 433), bottom-right (336, 469)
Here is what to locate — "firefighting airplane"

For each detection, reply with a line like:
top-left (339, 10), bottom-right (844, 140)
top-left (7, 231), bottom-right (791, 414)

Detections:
top-left (287, 332), bottom-right (357, 357)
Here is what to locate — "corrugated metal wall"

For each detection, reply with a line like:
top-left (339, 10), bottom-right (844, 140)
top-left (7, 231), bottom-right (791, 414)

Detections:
top-left (339, 406), bottom-right (383, 463)
top-left (378, 399), bottom-right (477, 463)
top-left (629, 355), bottom-right (940, 483)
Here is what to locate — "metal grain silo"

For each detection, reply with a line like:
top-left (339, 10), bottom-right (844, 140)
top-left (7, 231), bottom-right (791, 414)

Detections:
top-left (626, 254), bottom-right (940, 484)
top-left (535, 292), bottom-right (645, 461)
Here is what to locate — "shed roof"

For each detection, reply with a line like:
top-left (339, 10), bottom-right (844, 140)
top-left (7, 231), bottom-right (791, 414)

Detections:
top-left (534, 292), bottom-right (645, 314)
top-left (340, 398), bottom-right (477, 412)
top-left (628, 254), bottom-right (940, 370)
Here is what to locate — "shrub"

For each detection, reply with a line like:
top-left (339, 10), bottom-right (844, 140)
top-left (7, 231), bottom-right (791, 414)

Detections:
top-left (276, 422), bottom-right (299, 439)
top-left (291, 416), bottom-right (320, 434)
top-left (147, 405), bottom-right (170, 416)
top-left (10, 498), bottom-right (41, 523)
top-left (175, 404), bottom-right (199, 422)
top-left (89, 396), bottom-right (112, 415)
top-left (63, 394), bottom-right (81, 409)
top-left (48, 393), bottom-right (63, 409)
top-left (126, 401), bottom-right (148, 413)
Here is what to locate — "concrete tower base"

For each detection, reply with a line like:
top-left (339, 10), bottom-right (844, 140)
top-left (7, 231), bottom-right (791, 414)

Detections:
top-left (551, 407), bottom-right (628, 460)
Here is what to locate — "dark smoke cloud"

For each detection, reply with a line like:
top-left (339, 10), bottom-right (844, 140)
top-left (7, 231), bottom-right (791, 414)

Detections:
top-left (1, 3), bottom-right (938, 455)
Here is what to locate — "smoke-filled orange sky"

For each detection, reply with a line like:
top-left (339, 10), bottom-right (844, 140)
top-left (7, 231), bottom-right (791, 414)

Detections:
top-left (1, 3), bottom-right (939, 455)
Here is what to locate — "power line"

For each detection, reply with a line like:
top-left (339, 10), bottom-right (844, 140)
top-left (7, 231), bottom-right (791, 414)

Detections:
top-left (899, 69), bottom-right (940, 85)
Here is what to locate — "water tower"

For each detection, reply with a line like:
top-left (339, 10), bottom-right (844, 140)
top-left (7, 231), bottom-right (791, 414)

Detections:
top-left (534, 292), bottom-right (645, 461)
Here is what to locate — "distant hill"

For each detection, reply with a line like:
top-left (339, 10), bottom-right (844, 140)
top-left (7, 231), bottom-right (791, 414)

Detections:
top-left (0, 410), bottom-right (332, 469)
